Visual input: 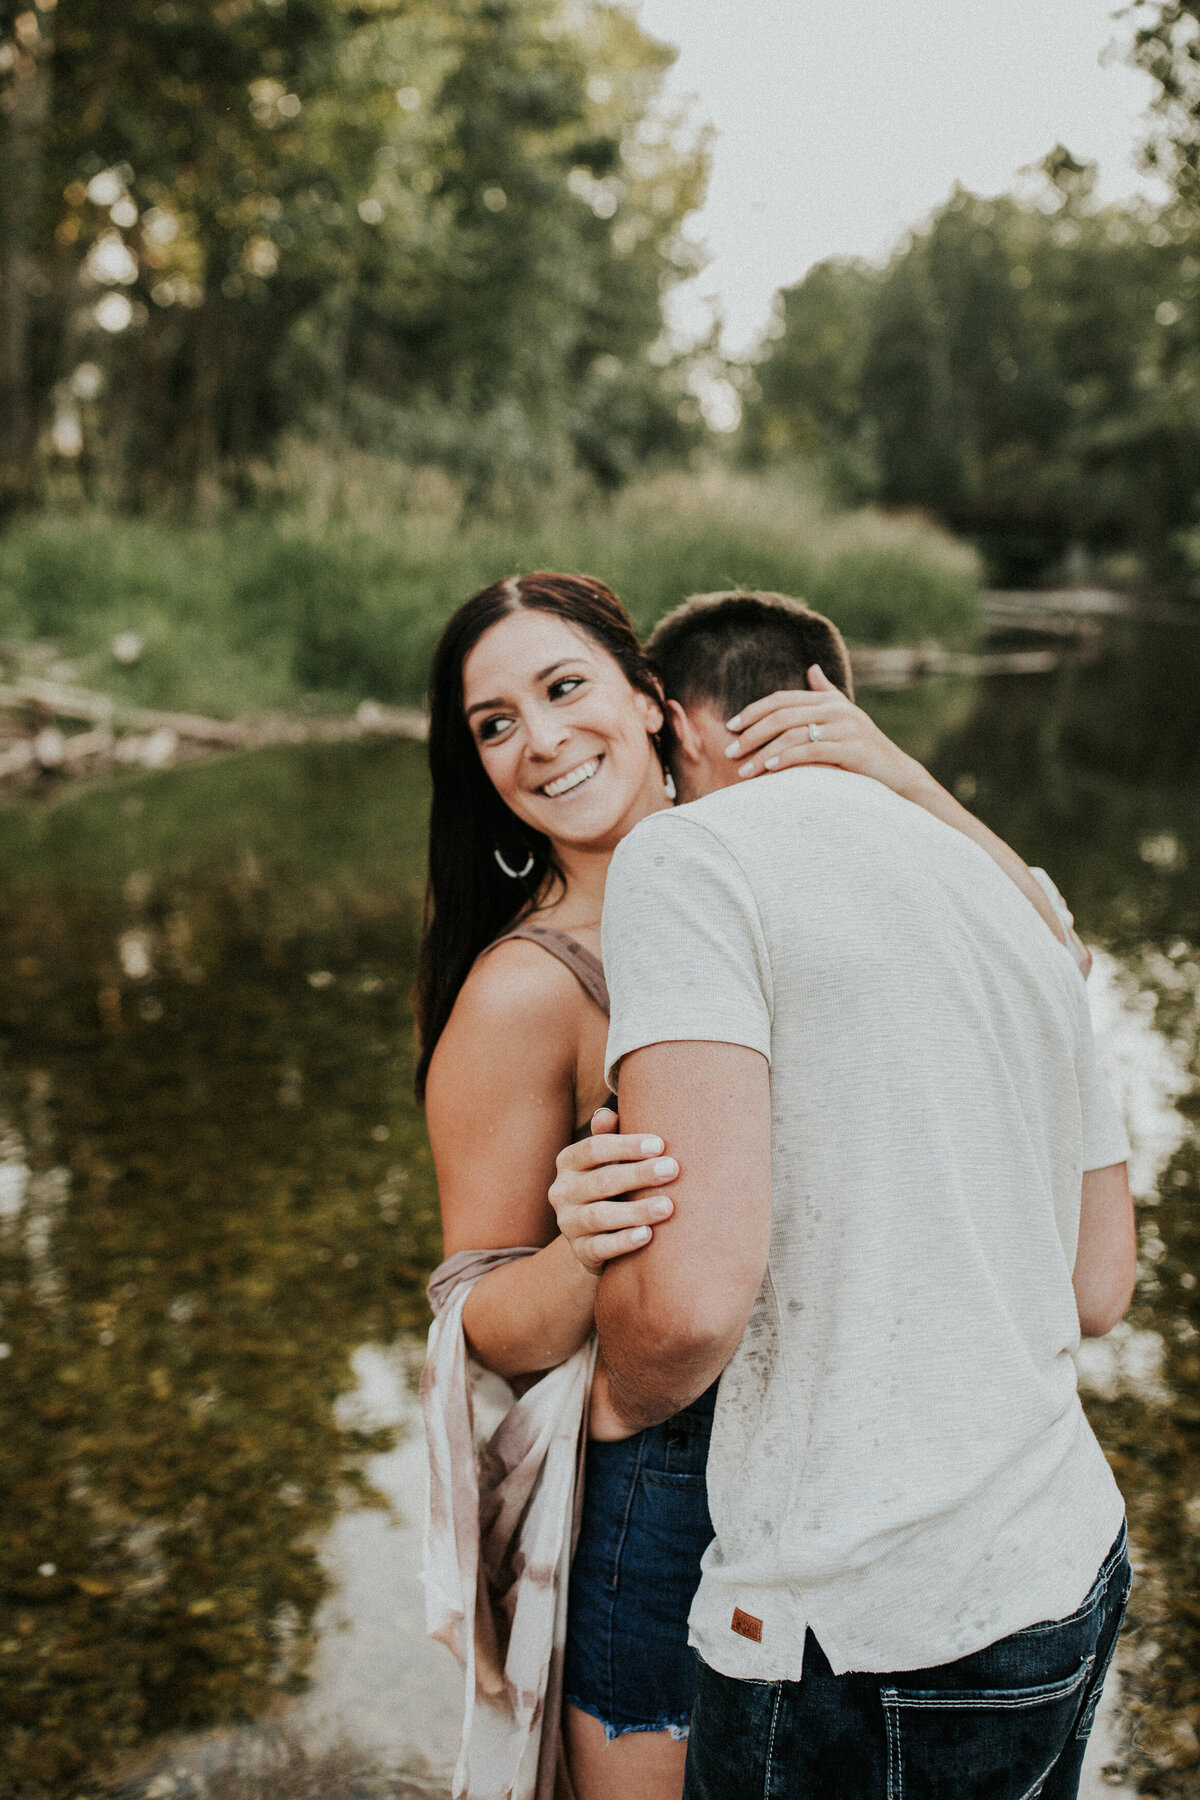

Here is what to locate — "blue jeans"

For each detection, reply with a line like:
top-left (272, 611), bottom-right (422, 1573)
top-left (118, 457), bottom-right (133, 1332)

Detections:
top-left (683, 1524), bottom-right (1131, 1800)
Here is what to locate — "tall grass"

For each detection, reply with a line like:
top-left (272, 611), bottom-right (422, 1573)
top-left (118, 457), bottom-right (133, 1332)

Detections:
top-left (0, 469), bottom-right (981, 718)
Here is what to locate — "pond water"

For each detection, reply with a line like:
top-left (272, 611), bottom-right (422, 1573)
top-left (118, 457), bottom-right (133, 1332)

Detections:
top-left (0, 620), bottom-right (1197, 1799)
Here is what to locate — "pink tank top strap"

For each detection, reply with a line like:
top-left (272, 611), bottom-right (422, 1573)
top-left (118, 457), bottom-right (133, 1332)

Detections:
top-left (479, 922), bottom-right (610, 1017)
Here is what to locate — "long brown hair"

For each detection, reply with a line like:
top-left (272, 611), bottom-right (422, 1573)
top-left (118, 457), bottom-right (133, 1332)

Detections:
top-left (414, 573), bottom-right (670, 1099)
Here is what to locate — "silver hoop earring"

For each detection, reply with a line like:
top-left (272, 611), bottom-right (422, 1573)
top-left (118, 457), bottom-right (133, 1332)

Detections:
top-left (494, 845), bottom-right (535, 881)
top-left (663, 769), bottom-right (677, 800)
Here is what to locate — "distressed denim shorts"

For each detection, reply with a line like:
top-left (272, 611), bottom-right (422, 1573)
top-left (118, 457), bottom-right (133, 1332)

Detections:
top-left (564, 1383), bottom-right (716, 1739)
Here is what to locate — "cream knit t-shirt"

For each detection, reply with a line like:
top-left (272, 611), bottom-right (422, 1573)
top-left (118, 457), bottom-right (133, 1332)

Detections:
top-left (602, 768), bottom-right (1130, 1682)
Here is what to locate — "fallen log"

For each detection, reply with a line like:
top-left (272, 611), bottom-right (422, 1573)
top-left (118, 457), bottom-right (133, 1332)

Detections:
top-left (0, 680), bottom-right (428, 750)
top-left (849, 644), bottom-right (1067, 686)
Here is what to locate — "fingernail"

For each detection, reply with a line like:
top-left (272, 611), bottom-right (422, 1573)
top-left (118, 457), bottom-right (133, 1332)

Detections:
top-left (738, 761), bottom-right (755, 778)
top-left (726, 713), bottom-right (742, 731)
top-left (632, 1226), bottom-right (652, 1244)
top-left (653, 1157), bottom-right (677, 1177)
top-left (640, 1135), bottom-right (664, 1154)
top-left (650, 1197), bottom-right (673, 1218)
top-left (764, 756), bottom-right (780, 770)
top-left (724, 739), bottom-right (741, 758)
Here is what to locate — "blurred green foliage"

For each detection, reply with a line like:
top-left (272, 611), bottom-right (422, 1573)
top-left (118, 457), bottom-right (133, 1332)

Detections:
top-left (733, 8), bottom-right (1200, 591)
top-left (0, 0), bottom-right (709, 515)
top-left (0, 471), bottom-right (981, 715)
top-left (742, 146), bottom-right (1200, 587)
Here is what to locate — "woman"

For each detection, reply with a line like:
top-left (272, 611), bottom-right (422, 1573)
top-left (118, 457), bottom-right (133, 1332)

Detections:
top-left (417, 573), bottom-right (1082, 1800)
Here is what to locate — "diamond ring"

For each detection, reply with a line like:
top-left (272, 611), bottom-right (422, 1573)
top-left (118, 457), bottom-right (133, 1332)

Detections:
top-left (809, 723), bottom-right (823, 743)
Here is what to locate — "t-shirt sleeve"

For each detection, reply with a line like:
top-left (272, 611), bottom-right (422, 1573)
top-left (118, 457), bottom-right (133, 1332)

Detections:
top-left (1073, 987), bottom-right (1132, 1172)
top-left (602, 810), bottom-right (773, 1092)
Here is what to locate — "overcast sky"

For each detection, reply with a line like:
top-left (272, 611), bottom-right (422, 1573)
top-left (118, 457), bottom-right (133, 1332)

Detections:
top-left (633, 0), bottom-right (1166, 355)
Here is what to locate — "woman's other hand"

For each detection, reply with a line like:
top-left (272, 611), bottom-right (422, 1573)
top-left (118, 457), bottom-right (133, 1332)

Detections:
top-left (725, 665), bottom-right (926, 797)
top-left (548, 1106), bottom-right (677, 1276)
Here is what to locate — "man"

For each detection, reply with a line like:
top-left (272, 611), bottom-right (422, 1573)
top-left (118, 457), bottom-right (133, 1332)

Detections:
top-left (593, 591), bottom-right (1136, 1799)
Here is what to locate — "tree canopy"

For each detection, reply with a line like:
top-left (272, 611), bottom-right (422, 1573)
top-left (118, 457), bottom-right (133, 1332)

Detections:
top-left (742, 145), bottom-right (1200, 585)
top-left (0, 0), bottom-right (710, 513)
top-left (741, 9), bottom-right (1200, 590)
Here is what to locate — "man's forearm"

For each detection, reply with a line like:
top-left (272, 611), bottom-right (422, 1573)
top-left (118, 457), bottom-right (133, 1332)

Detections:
top-left (594, 1282), bottom-right (731, 1431)
top-left (591, 1041), bottom-right (773, 1434)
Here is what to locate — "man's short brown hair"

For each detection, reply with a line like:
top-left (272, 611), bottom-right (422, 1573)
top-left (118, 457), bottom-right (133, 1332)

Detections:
top-left (647, 590), bottom-right (854, 718)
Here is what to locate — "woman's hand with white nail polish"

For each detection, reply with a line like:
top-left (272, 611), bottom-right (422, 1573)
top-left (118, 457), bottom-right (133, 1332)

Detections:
top-left (548, 1123), bottom-right (679, 1274)
top-left (722, 668), bottom-right (926, 795)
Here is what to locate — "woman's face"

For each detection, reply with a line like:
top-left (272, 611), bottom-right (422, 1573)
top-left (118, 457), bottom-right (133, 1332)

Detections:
top-left (462, 608), bottom-right (666, 854)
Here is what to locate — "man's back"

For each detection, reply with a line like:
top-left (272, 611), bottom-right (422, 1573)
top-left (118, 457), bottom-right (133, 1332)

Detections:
top-left (602, 766), bottom-right (1129, 1682)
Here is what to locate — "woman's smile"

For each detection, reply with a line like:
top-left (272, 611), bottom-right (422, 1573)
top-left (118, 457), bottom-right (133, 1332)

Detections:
top-left (539, 755), bottom-right (603, 799)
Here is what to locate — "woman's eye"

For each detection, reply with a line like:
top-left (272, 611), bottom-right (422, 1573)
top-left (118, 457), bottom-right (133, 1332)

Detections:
top-left (549, 677), bottom-right (585, 701)
top-left (477, 715), bottom-right (513, 743)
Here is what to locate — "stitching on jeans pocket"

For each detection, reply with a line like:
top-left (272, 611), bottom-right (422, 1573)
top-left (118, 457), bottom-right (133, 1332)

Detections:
top-left (605, 1431), bottom-right (648, 1590)
top-left (883, 1657), bottom-right (1094, 1800)
top-left (762, 1683), bottom-right (783, 1800)
top-left (1075, 1571), bottom-right (1132, 1741)
top-left (1015, 1761), bottom-right (1056, 1800)
top-left (885, 1693), bottom-right (903, 1800)
top-left (882, 1654), bottom-right (1095, 1713)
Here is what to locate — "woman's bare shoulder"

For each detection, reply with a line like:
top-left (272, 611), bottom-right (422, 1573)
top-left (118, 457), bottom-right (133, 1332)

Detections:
top-left (425, 937), bottom-right (586, 1116)
top-left (457, 934), bottom-right (590, 1033)
top-left (425, 939), bottom-right (584, 1248)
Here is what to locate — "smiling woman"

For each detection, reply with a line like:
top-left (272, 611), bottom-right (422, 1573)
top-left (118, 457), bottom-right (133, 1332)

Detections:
top-left (412, 567), bottom-right (1123, 1800)
top-left (416, 571), bottom-right (702, 1800)
top-left (413, 572), bottom-right (673, 1104)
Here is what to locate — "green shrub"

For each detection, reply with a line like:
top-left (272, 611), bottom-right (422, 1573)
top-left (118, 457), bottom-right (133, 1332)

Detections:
top-left (0, 472), bottom-right (981, 716)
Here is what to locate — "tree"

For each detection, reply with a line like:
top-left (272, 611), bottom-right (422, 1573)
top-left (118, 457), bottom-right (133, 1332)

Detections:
top-left (0, 1), bottom-right (53, 513)
top-left (1131, 1), bottom-right (1200, 214)
top-left (740, 258), bottom-right (878, 475)
top-left (744, 149), bottom-right (1200, 586)
top-left (0, 0), bottom-right (709, 513)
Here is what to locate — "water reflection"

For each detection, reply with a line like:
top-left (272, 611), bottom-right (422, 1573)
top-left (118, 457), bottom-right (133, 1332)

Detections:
top-left (1087, 953), bottom-right (1194, 1206)
top-left (0, 622), bottom-right (1196, 1795)
top-left (0, 744), bottom-right (440, 1793)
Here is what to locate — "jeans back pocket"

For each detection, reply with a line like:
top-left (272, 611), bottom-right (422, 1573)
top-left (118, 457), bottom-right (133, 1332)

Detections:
top-left (882, 1654), bottom-right (1094, 1800)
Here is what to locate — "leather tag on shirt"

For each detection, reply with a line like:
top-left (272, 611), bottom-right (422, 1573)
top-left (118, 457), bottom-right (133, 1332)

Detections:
top-left (731, 1607), bottom-right (763, 1644)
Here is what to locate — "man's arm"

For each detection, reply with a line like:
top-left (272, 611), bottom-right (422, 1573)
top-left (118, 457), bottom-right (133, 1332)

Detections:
top-left (1074, 1162), bottom-right (1136, 1338)
top-left (593, 1040), bottom-right (772, 1433)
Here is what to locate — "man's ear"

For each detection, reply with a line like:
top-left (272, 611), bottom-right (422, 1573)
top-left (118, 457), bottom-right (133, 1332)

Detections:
top-left (666, 697), bottom-right (704, 766)
top-left (635, 685), bottom-right (664, 738)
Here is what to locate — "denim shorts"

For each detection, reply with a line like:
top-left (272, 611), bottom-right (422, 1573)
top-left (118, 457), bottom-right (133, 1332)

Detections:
top-left (564, 1383), bottom-right (716, 1739)
top-left (683, 1521), bottom-right (1132, 1800)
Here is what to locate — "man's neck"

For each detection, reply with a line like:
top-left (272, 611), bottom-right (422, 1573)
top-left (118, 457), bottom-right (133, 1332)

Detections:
top-left (672, 703), bottom-right (746, 803)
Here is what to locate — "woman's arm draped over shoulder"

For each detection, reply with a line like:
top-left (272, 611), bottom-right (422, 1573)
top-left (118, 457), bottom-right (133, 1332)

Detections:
top-left (727, 670), bottom-right (1079, 957)
top-left (424, 939), bottom-right (600, 1381)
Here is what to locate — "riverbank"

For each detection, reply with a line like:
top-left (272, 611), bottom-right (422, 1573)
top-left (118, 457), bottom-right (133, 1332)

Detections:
top-left (0, 585), bottom-right (1120, 802)
top-left (0, 473), bottom-right (980, 722)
